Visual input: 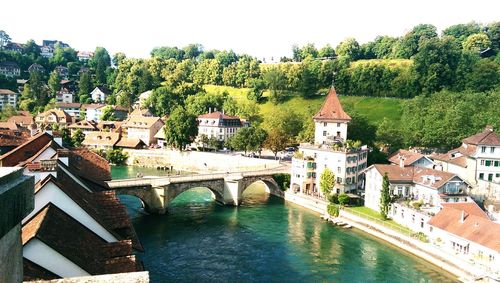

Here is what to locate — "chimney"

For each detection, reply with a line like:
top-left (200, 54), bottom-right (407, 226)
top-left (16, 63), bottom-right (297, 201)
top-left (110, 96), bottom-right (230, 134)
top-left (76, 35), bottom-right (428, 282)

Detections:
top-left (461, 210), bottom-right (466, 223)
top-left (399, 156), bottom-right (405, 168)
top-left (209, 107), bottom-right (211, 113)
top-left (214, 107), bottom-right (217, 112)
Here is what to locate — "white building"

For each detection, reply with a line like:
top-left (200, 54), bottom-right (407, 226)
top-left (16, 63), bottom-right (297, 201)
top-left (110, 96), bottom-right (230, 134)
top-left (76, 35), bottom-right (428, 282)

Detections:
top-left (123, 116), bottom-right (164, 146)
top-left (56, 89), bottom-right (74, 104)
top-left (90, 86), bottom-right (111, 103)
top-left (428, 202), bottom-right (500, 273)
top-left (431, 126), bottom-right (500, 200)
top-left (197, 111), bottom-right (246, 142)
top-left (0, 61), bottom-right (21, 77)
top-left (55, 103), bottom-right (82, 118)
top-left (0, 89), bottom-right (19, 110)
top-left (290, 88), bottom-right (368, 195)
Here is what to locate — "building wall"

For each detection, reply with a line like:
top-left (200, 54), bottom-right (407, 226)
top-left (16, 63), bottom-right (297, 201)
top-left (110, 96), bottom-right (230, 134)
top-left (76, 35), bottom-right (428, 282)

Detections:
top-left (390, 204), bottom-right (432, 233)
top-left (0, 93), bottom-right (19, 110)
top-left (314, 121), bottom-right (348, 145)
top-left (23, 239), bottom-right (90, 278)
top-left (0, 224), bottom-right (23, 283)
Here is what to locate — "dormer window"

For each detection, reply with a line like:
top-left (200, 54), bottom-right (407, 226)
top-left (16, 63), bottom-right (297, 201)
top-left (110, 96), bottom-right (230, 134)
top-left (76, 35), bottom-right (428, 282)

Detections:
top-left (481, 146), bottom-right (486, 153)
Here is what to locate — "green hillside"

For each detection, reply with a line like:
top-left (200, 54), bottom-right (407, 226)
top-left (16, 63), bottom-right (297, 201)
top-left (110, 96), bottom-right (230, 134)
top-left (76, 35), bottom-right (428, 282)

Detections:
top-left (203, 85), bottom-right (403, 125)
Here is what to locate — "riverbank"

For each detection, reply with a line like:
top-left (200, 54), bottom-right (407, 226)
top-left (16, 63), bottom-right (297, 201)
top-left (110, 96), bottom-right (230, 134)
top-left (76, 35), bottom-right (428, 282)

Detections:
top-left (282, 192), bottom-right (477, 282)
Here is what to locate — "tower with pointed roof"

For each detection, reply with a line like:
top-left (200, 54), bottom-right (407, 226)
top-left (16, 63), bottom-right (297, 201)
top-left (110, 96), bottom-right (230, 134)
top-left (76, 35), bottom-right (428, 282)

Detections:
top-left (313, 88), bottom-right (351, 145)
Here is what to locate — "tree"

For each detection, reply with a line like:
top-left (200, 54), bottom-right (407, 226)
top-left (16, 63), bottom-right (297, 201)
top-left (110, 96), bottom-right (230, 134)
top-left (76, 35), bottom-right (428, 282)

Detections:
top-left (264, 128), bottom-right (290, 159)
top-left (60, 128), bottom-right (73, 147)
top-left (247, 78), bottom-right (266, 102)
top-left (485, 21), bottom-right (500, 51)
top-left (319, 168), bottom-right (335, 196)
top-left (462, 33), bottom-right (491, 52)
top-left (199, 134), bottom-right (209, 151)
top-left (72, 129), bottom-right (85, 147)
top-left (90, 47), bottom-right (111, 85)
top-left (112, 52), bottom-right (127, 67)
top-left (376, 118), bottom-right (403, 152)
top-left (393, 24), bottom-right (437, 58)
top-left (208, 136), bottom-right (221, 150)
top-left (0, 30), bottom-right (11, 49)
top-left (318, 44), bottom-right (336, 58)
top-left (164, 106), bottom-right (198, 150)
top-left (227, 126), bottom-right (267, 155)
top-left (380, 173), bottom-right (391, 219)
top-left (264, 109), bottom-right (303, 142)
top-left (78, 72), bottom-right (93, 102)
top-left (99, 106), bottom-right (116, 121)
top-left (48, 70), bottom-right (61, 96)
top-left (262, 67), bottom-right (287, 104)
top-left (336, 38), bottom-right (361, 61)
top-left (151, 46), bottom-right (185, 60)
top-left (105, 148), bottom-right (128, 165)
top-left (442, 22), bottom-right (481, 42)
top-left (183, 44), bottom-right (203, 59)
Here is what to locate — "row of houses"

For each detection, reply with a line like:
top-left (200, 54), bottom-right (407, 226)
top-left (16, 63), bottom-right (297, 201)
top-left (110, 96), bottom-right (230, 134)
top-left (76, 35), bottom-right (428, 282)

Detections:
top-left (3, 39), bottom-right (93, 61)
top-left (363, 128), bottom-right (500, 273)
top-left (0, 132), bottom-right (145, 280)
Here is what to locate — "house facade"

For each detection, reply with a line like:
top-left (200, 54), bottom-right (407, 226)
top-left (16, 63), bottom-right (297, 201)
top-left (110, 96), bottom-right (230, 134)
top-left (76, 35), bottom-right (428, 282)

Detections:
top-left (290, 88), bottom-right (368, 196)
top-left (56, 89), bottom-right (74, 104)
top-left (35, 109), bottom-right (73, 128)
top-left (28, 63), bottom-right (45, 74)
top-left (90, 86), bottom-right (111, 103)
top-left (388, 149), bottom-right (435, 168)
top-left (0, 61), bottom-right (21, 77)
top-left (431, 126), bottom-right (500, 200)
top-left (197, 111), bottom-right (246, 143)
top-left (123, 116), bottom-right (164, 146)
top-left (0, 89), bottom-right (19, 110)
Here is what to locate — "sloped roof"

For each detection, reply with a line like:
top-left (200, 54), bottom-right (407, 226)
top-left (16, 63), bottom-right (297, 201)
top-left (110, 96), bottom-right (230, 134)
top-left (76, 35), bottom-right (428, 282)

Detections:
top-left (116, 137), bottom-right (145, 149)
top-left (130, 108), bottom-right (153, 117)
top-left (82, 132), bottom-right (120, 147)
top-left (0, 89), bottom-right (17, 95)
top-left (22, 203), bottom-right (139, 277)
top-left (388, 149), bottom-right (427, 166)
top-left (462, 126), bottom-right (500, 146)
top-left (313, 88), bottom-right (351, 121)
top-left (372, 164), bottom-right (458, 189)
top-left (7, 112), bottom-right (34, 126)
top-left (37, 109), bottom-right (72, 122)
top-left (68, 120), bottom-right (98, 130)
top-left (154, 125), bottom-right (166, 139)
top-left (428, 202), bottom-right (500, 252)
top-left (198, 111), bottom-right (241, 120)
top-left (123, 116), bottom-right (163, 129)
top-left (0, 132), bottom-right (53, 166)
top-left (56, 102), bottom-right (82, 109)
top-left (0, 122), bottom-right (19, 130)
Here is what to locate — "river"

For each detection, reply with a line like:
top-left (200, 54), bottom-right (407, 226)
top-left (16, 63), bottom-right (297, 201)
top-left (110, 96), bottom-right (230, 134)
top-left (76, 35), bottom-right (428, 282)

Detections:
top-left (112, 166), bottom-right (455, 282)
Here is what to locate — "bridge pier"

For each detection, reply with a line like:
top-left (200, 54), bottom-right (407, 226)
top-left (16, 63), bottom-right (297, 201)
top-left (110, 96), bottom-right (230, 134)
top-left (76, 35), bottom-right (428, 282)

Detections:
top-left (223, 176), bottom-right (244, 206)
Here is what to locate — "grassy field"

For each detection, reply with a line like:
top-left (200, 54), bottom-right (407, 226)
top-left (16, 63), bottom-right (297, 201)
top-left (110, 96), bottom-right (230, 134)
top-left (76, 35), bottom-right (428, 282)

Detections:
top-left (203, 85), bottom-right (404, 125)
top-left (345, 206), bottom-right (413, 235)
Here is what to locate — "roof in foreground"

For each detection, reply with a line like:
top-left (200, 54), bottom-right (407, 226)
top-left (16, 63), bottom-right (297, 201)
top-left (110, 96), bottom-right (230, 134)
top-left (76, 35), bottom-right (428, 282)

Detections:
top-left (372, 164), bottom-right (458, 189)
top-left (313, 88), bottom-right (351, 121)
top-left (428, 202), bottom-right (500, 252)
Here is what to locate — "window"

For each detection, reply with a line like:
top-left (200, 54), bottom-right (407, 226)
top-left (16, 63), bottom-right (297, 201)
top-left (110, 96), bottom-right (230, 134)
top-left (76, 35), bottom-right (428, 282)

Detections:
top-left (337, 123), bottom-right (340, 127)
top-left (481, 146), bottom-right (486, 153)
top-left (491, 147), bottom-right (495, 153)
top-left (496, 173), bottom-right (500, 178)
top-left (481, 160), bottom-right (485, 166)
top-left (324, 122), bottom-right (327, 127)
top-left (486, 160), bottom-right (492, 166)
top-left (488, 174), bottom-right (493, 182)
top-left (495, 161), bottom-right (499, 167)
top-left (323, 131), bottom-right (327, 136)
top-left (337, 167), bottom-right (341, 173)
top-left (336, 131), bottom-right (341, 137)
top-left (398, 186), bottom-right (403, 195)
top-left (337, 177), bottom-right (342, 183)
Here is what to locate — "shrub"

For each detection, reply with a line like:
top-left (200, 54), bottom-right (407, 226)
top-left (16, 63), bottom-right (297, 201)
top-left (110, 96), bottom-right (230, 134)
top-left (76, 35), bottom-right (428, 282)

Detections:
top-left (338, 193), bottom-right (350, 205)
top-left (104, 148), bottom-right (128, 165)
top-left (327, 193), bottom-right (339, 204)
top-left (411, 200), bottom-right (424, 210)
top-left (272, 173), bottom-right (291, 191)
top-left (327, 204), bottom-right (339, 217)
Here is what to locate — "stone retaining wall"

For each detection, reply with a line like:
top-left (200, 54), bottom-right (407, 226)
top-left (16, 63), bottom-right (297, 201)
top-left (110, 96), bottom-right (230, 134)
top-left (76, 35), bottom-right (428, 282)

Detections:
top-left (124, 149), bottom-right (280, 173)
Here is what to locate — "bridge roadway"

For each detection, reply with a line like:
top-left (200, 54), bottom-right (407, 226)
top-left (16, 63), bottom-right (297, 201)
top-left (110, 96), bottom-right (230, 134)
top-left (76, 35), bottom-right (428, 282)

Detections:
top-left (106, 166), bottom-right (289, 214)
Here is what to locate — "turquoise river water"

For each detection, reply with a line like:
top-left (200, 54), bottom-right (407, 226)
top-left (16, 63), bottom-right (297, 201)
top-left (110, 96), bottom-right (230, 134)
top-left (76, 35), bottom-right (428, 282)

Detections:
top-left (112, 166), bottom-right (456, 283)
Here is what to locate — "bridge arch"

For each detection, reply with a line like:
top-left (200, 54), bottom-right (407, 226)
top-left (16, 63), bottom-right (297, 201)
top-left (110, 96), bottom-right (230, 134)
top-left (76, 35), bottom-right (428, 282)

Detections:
top-left (113, 186), bottom-right (160, 214)
top-left (166, 180), bottom-right (225, 206)
top-left (241, 176), bottom-right (283, 198)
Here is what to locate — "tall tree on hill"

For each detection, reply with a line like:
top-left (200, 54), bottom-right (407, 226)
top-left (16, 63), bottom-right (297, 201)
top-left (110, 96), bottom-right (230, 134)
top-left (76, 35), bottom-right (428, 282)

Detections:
top-left (336, 38), bottom-right (361, 61)
top-left (318, 44), bottom-right (336, 58)
top-left (78, 72), bottom-right (93, 102)
top-left (50, 44), bottom-right (78, 67)
top-left (0, 30), bottom-right (11, 49)
top-left (48, 70), bottom-right (61, 96)
top-left (90, 47), bottom-right (111, 85)
top-left (262, 67), bottom-right (287, 104)
top-left (23, 40), bottom-right (41, 60)
top-left (485, 22), bottom-right (500, 51)
top-left (462, 33), bottom-right (491, 52)
top-left (442, 22), bottom-right (481, 42)
top-left (264, 128), bottom-right (290, 159)
top-left (183, 44), bottom-right (203, 59)
top-left (380, 173), bottom-right (391, 220)
top-left (164, 107), bottom-right (198, 150)
top-left (393, 24), bottom-right (437, 58)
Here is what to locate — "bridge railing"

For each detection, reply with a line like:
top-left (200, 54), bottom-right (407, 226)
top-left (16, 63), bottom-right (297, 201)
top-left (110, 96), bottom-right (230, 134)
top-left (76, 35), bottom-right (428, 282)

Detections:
top-left (107, 165), bottom-right (290, 189)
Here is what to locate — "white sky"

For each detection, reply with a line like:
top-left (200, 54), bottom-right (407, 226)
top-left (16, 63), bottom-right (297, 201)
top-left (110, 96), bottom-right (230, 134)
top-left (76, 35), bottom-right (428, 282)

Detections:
top-left (1, 0), bottom-right (499, 60)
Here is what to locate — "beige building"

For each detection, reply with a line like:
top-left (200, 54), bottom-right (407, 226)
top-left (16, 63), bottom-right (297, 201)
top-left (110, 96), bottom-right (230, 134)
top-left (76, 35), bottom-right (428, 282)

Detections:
top-left (0, 89), bottom-right (19, 110)
top-left (35, 109), bottom-right (73, 129)
top-left (123, 116), bottom-right (164, 146)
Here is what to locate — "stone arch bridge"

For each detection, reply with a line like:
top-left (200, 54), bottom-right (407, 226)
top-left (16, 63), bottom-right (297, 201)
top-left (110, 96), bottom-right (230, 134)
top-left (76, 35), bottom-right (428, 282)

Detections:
top-left (106, 168), bottom-right (287, 214)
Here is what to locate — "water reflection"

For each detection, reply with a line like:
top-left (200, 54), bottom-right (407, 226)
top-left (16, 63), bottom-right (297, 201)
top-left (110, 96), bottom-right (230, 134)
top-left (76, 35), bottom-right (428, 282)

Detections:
top-left (118, 181), bottom-right (456, 282)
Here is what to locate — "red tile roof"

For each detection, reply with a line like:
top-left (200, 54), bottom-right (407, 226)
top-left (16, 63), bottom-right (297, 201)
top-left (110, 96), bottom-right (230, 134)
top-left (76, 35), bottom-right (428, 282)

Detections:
top-left (0, 132), bottom-right (53, 166)
top-left (0, 122), bottom-right (19, 130)
top-left (0, 89), bottom-right (17, 95)
top-left (198, 111), bottom-right (241, 120)
top-left (7, 112), bottom-right (35, 126)
top-left (0, 129), bottom-right (31, 148)
top-left (388, 149), bottom-right (427, 166)
top-left (83, 132), bottom-right (120, 147)
top-left (372, 164), bottom-right (458, 189)
top-left (428, 202), bottom-right (500, 252)
top-left (22, 203), bottom-right (139, 277)
top-left (123, 116), bottom-right (163, 129)
top-left (462, 126), bottom-right (500, 146)
top-left (313, 88), bottom-right (351, 121)
top-left (68, 120), bottom-right (98, 130)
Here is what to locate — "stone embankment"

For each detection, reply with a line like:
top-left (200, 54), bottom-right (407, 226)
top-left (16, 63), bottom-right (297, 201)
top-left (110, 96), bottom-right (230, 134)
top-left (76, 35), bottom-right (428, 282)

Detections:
top-left (124, 149), bottom-right (281, 173)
